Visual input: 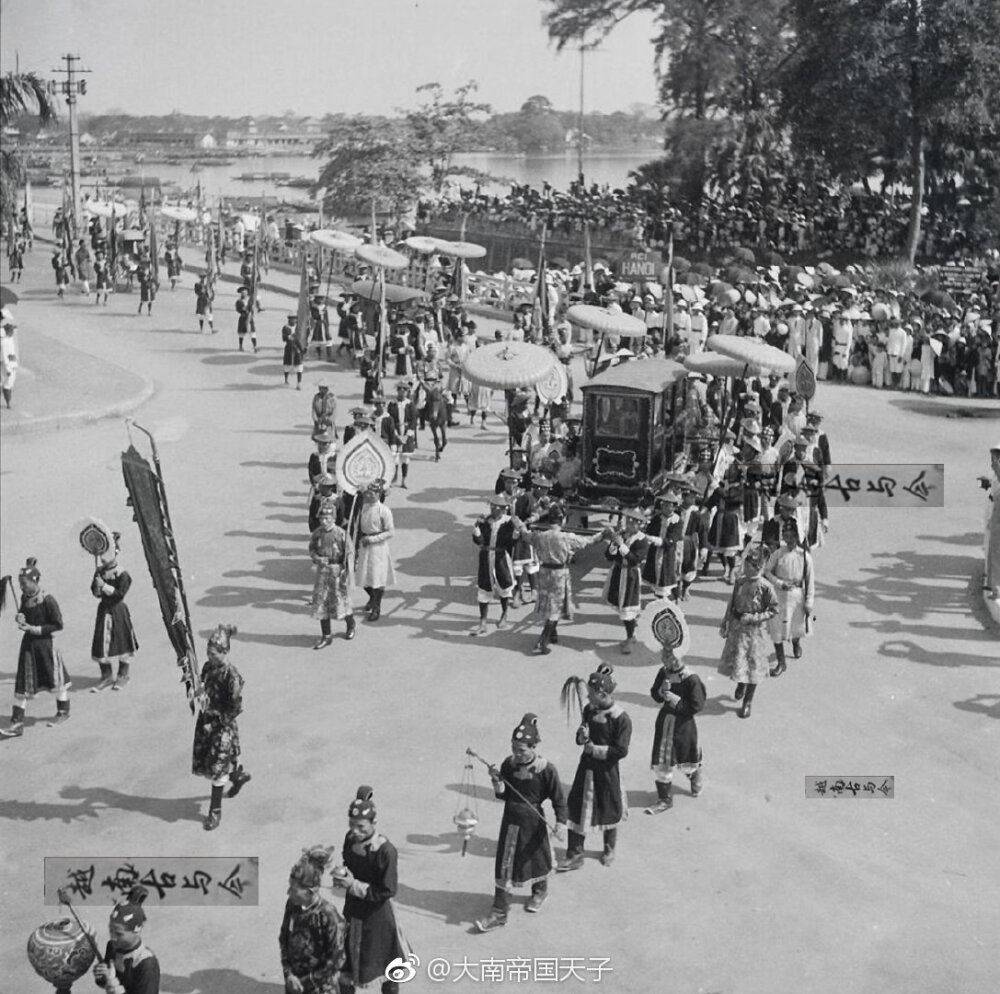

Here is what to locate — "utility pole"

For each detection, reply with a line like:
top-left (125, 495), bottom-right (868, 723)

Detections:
top-left (48, 54), bottom-right (91, 233)
top-left (577, 43), bottom-right (586, 185)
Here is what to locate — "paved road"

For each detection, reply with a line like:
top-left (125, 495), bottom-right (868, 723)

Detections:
top-left (1, 248), bottom-right (998, 993)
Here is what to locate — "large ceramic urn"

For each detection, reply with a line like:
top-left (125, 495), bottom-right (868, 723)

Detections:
top-left (27, 916), bottom-right (98, 993)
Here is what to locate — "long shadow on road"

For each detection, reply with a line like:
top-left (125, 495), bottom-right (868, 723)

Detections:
top-left (161, 970), bottom-right (283, 994)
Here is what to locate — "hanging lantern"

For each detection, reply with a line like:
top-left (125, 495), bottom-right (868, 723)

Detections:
top-left (454, 753), bottom-right (481, 856)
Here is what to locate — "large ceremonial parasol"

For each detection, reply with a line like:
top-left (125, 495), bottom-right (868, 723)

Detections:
top-left (355, 243), bottom-right (408, 270)
top-left (684, 352), bottom-right (773, 379)
top-left (350, 279), bottom-right (429, 305)
top-left (436, 239), bottom-right (487, 260)
top-left (87, 200), bottom-right (129, 219)
top-left (706, 335), bottom-right (796, 375)
top-left (310, 229), bottom-right (362, 252)
top-left (566, 304), bottom-right (647, 377)
top-left (161, 205), bottom-right (198, 223)
top-left (403, 235), bottom-right (440, 254)
top-left (463, 341), bottom-right (559, 464)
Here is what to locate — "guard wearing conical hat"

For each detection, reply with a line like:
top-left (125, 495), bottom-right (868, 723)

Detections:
top-left (558, 664), bottom-right (632, 872)
top-left (279, 848), bottom-right (346, 994)
top-left (1, 558), bottom-right (71, 738)
top-left (92, 885), bottom-right (161, 993)
top-left (192, 624), bottom-right (251, 829)
top-left (475, 714), bottom-right (568, 933)
top-left (333, 787), bottom-right (408, 994)
top-left (90, 532), bottom-right (140, 693)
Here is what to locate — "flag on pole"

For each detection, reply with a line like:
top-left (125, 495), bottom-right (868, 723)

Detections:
top-left (24, 179), bottom-right (33, 227)
top-left (663, 230), bottom-right (674, 345)
top-left (149, 218), bottom-right (161, 290)
top-left (531, 227), bottom-right (550, 339)
top-left (583, 221), bottom-right (593, 294)
top-left (377, 264), bottom-right (389, 373)
top-left (109, 208), bottom-right (118, 271)
top-left (204, 222), bottom-right (216, 295)
top-left (294, 248), bottom-right (311, 353)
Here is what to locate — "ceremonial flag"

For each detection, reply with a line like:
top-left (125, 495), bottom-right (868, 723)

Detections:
top-left (583, 220), bottom-right (593, 293)
top-left (294, 248), bottom-right (311, 353)
top-left (139, 184), bottom-right (147, 229)
top-left (531, 228), bottom-right (550, 339)
top-left (377, 263), bottom-right (389, 372)
top-left (205, 222), bottom-right (216, 294)
top-left (149, 218), bottom-right (160, 289)
top-left (664, 230), bottom-right (674, 343)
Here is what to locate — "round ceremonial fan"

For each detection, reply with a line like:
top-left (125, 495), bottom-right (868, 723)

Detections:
top-left (336, 432), bottom-right (396, 496)
top-left (639, 598), bottom-right (691, 657)
top-left (534, 360), bottom-right (568, 404)
top-left (76, 517), bottom-right (115, 559)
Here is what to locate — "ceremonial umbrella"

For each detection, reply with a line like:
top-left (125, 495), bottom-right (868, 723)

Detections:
top-left (463, 341), bottom-right (559, 465)
top-left (437, 239), bottom-right (487, 260)
top-left (355, 243), bottom-right (408, 270)
top-left (403, 235), bottom-right (440, 254)
top-left (566, 304), bottom-right (648, 378)
top-left (310, 229), bottom-right (362, 251)
top-left (161, 205), bottom-right (198, 223)
top-left (706, 335), bottom-right (796, 375)
top-left (350, 280), bottom-right (429, 305)
top-left (684, 353), bottom-right (772, 379)
top-left (87, 200), bottom-right (129, 219)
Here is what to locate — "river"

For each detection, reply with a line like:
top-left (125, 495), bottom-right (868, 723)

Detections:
top-left (29, 148), bottom-right (662, 208)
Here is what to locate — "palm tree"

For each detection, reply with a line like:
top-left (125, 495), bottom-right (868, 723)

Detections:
top-left (1, 71), bottom-right (58, 224)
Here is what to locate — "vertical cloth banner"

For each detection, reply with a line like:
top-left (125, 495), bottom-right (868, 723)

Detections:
top-left (294, 250), bottom-right (311, 352)
top-left (149, 221), bottom-right (160, 289)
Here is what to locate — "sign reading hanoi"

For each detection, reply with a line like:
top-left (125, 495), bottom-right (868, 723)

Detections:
top-left (617, 250), bottom-right (662, 281)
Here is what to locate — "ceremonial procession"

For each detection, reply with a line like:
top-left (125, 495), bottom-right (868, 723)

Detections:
top-left (2, 2), bottom-right (999, 992)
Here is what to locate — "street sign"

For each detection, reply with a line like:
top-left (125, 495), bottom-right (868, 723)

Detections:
top-left (618, 250), bottom-right (662, 281)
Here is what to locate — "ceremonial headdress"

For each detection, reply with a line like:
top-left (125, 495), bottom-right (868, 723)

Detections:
top-left (776, 493), bottom-right (802, 511)
top-left (316, 473), bottom-right (336, 488)
top-left (499, 467), bottom-right (523, 481)
top-left (318, 496), bottom-right (338, 516)
top-left (656, 489), bottom-right (682, 505)
top-left (741, 418), bottom-right (762, 435)
top-left (531, 477), bottom-right (554, 491)
top-left (312, 429), bottom-right (335, 444)
top-left (621, 506), bottom-right (647, 522)
top-left (349, 406), bottom-right (369, 417)
top-left (488, 494), bottom-right (510, 507)
top-left (742, 545), bottom-right (765, 569)
top-left (588, 663), bottom-right (617, 695)
top-left (742, 434), bottom-right (762, 453)
top-left (288, 846), bottom-right (335, 889)
top-left (366, 478), bottom-right (387, 495)
top-left (207, 623), bottom-right (237, 652)
top-left (512, 712), bottom-right (540, 746)
top-left (109, 885), bottom-right (149, 930)
top-left (349, 785), bottom-right (376, 820)
top-left (19, 557), bottom-right (41, 583)
top-left (317, 384), bottom-right (330, 393)
top-left (793, 434), bottom-right (810, 447)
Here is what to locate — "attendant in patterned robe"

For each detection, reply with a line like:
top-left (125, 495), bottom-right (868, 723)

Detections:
top-left (644, 648), bottom-right (706, 814)
top-left (310, 502), bottom-right (356, 648)
top-left (90, 542), bottom-right (140, 693)
top-left (334, 788), bottom-right (408, 994)
top-left (355, 481), bottom-right (395, 623)
top-left (470, 496), bottom-right (524, 636)
top-left (524, 505), bottom-right (609, 654)
top-left (603, 508), bottom-right (652, 654)
top-left (705, 478), bottom-right (745, 582)
top-left (559, 665), bottom-right (632, 871)
top-left (0, 558), bottom-right (71, 738)
top-left (192, 624), bottom-right (251, 830)
top-left (719, 547), bottom-right (779, 718)
top-left (642, 490), bottom-right (683, 599)
top-left (676, 486), bottom-right (707, 600)
top-left (764, 521), bottom-right (815, 674)
top-left (475, 714), bottom-right (568, 932)
top-left (280, 849), bottom-right (346, 994)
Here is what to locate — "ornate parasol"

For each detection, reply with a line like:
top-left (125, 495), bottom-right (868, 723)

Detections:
top-left (639, 598), bottom-right (691, 656)
top-left (684, 352), bottom-right (772, 379)
top-left (436, 239), bottom-right (487, 260)
top-left (350, 279), bottom-right (429, 305)
top-left (706, 336), bottom-right (796, 375)
top-left (161, 205), bottom-right (198, 223)
top-left (403, 235), bottom-right (440, 254)
top-left (566, 304), bottom-right (647, 338)
top-left (336, 431), bottom-right (395, 496)
top-left (87, 200), bottom-right (129, 219)
top-left (462, 341), bottom-right (558, 390)
top-left (310, 229), bottom-right (362, 251)
top-left (355, 244), bottom-right (408, 270)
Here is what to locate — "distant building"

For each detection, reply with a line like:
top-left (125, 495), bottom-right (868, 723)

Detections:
top-left (199, 134), bottom-right (217, 150)
top-left (128, 131), bottom-right (204, 149)
top-left (224, 117), bottom-right (322, 153)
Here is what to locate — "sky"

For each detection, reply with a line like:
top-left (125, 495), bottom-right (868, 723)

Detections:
top-left (0, 0), bottom-right (661, 118)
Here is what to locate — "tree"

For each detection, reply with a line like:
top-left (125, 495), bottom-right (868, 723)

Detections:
top-left (313, 117), bottom-right (423, 226)
top-left (781, 0), bottom-right (1000, 262)
top-left (1, 71), bottom-right (58, 221)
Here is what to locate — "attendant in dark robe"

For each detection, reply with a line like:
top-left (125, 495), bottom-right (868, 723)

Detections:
top-left (1, 557), bottom-right (71, 738)
top-left (92, 886), bottom-right (160, 994)
top-left (333, 787), bottom-right (408, 994)
top-left (192, 624), bottom-right (251, 830)
top-left (386, 381), bottom-right (417, 489)
top-left (90, 538), bottom-right (139, 693)
top-left (644, 648), bottom-right (705, 814)
top-left (641, 490), bottom-right (683, 599)
top-left (283, 314), bottom-right (305, 390)
top-left (475, 714), bottom-right (568, 932)
top-left (471, 495), bottom-right (524, 635)
top-left (558, 664), bottom-right (632, 871)
top-left (194, 274), bottom-right (214, 332)
top-left (235, 286), bottom-right (257, 352)
top-left (311, 384), bottom-right (337, 438)
top-left (279, 848), bottom-right (347, 994)
top-left (137, 262), bottom-right (155, 316)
